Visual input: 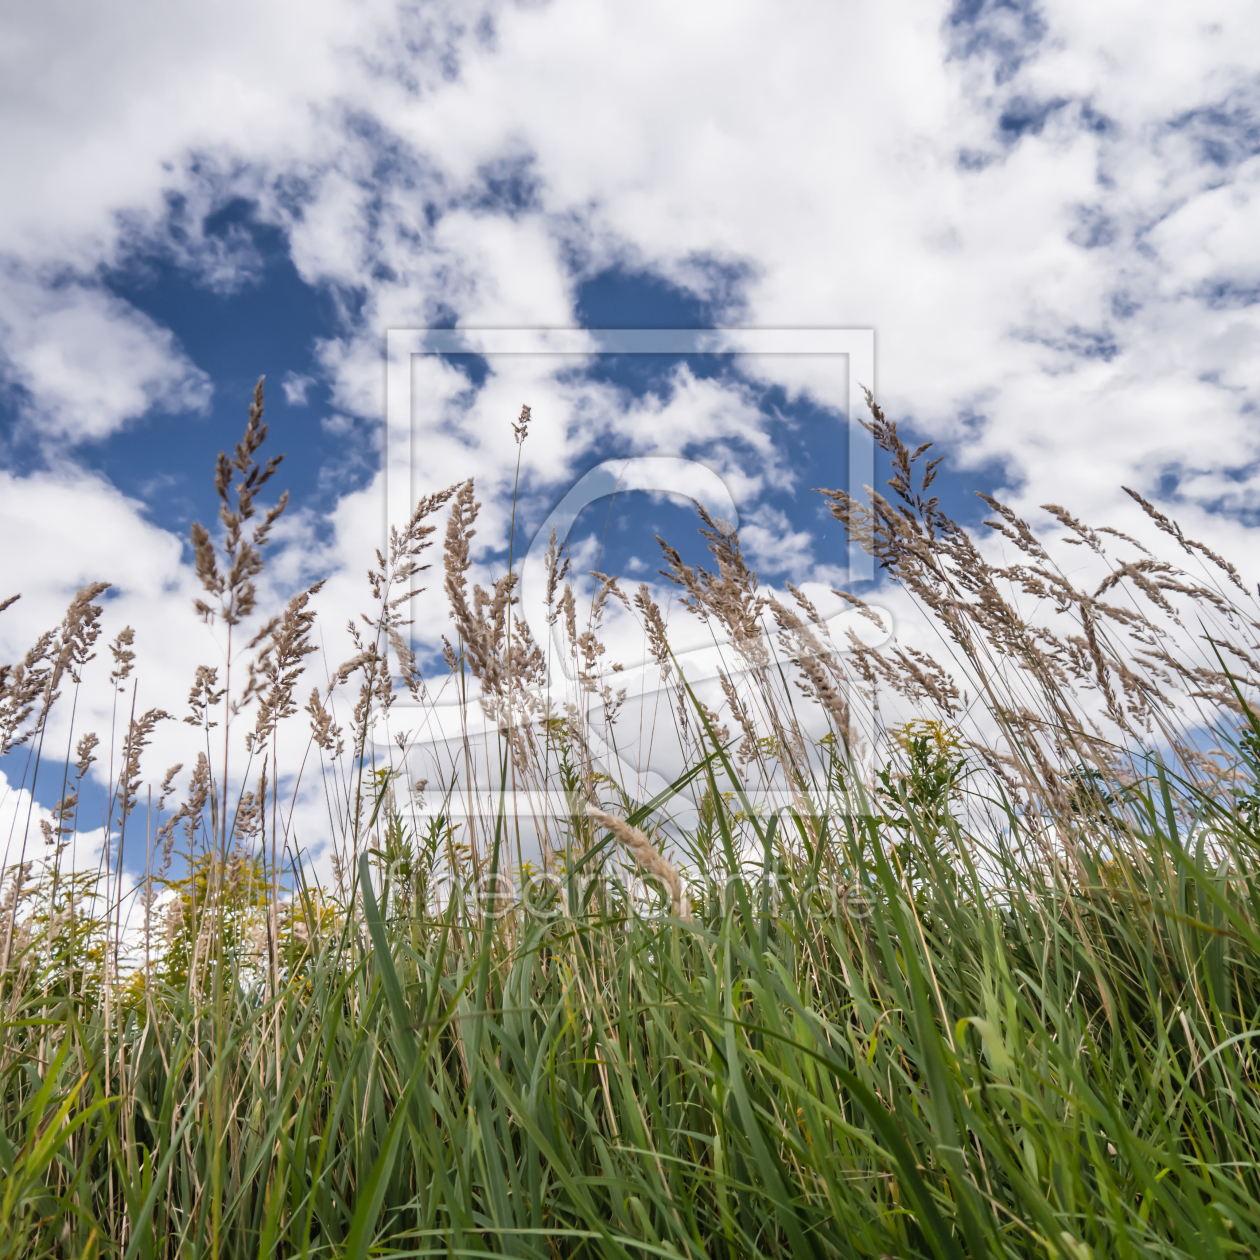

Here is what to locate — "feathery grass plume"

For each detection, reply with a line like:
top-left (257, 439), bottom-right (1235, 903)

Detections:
top-left (73, 730), bottom-right (98, 781)
top-left (184, 664), bottom-right (225, 731)
top-left (544, 524), bottom-right (569, 624)
top-left (331, 482), bottom-right (459, 859)
top-left (0, 627), bottom-right (55, 758)
top-left (1, 585), bottom-right (112, 974)
top-left (1125, 483), bottom-right (1250, 591)
top-left (659, 501), bottom-right (767, 661)
top-left (512, 402), bottom-right (531, 445)
top-left (50, 581), bottom-right (110, 690)
top-left (384, 487), bottom-right (459, 701)
top-left (182, 381), bottom-right (296, 886)
top-left (569, 571), bottom-right (628, 725)
top-left (46, 792), bottom-right (76, 847)
top-left (157, 750), bottom-right (211, 854)
top-left (232, 767), bottom-right (266, 843)
top-left (115, 708), bottom-right (171, 823)
top-left (191, 376), bottom-right (287, 629)
top-left (559, 580), bottom-right (577, 650)
top-left (305, 686), bottom-right (343, 758)
top-left (818, 386), bottom-right (1256, 819)
top-left (107, 625), bottom-right (135, 691)
top-left (633, 582), bottom-right (672, 678)
top-left (247, 580), bottom-right (324, 753)
top-left (718, 666), bottom-right (761, 763)
top-left (443, 477), bottom-right (480, 648)
top-left (586, 804), bottom-right (692, 922)
top-left (767, 594), bottom-right (852, 740)
top-left (438, 475), bottom-right (546, 748)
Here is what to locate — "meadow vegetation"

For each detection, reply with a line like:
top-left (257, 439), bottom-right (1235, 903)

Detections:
top-left (4, 381), bottom-right (1260, 1257)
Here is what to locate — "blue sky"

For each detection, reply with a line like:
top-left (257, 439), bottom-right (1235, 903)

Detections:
top-left (3, 0), bottom-right (1260, 875)
top-left (0, 198), bottom-right (878, 588)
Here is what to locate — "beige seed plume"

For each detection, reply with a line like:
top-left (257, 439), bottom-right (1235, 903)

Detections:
top-left (586, 805), bottom-right (692, 923)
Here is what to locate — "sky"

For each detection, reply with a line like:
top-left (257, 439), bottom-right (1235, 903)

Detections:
top-left (2, 0), bottom-right (1260, 883)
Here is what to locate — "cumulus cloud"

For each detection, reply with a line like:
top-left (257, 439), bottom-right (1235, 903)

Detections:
top-left (0, 268), bottom-right (210, 442)
top-left (123, 0), bottom-right (1248, 582)
top-left (6, 1), bottom-right (1260, 520)
top-left (332, 0), bottom-right (1260, 549)
top-left (738, 504), bottom-right (835, 587)
top-left (283, 371), bottom-right (316, 406)
top-left (0, 768), bottom-right (112, 896)
top-left (0, 0), bottom-right (494, 445)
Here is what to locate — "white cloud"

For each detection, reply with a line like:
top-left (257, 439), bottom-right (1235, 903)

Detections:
top-left (738, 504), bottom-right (829, 586)
top-left (0, 267), bottom-right (210, 442)
top-left (0, 768), bottom-right (112, 895)
top-left (282, 371), bottom-right (316, 406)
top-left (0, 0), bottom-right (494, 445)
top-left (119, 0), bottom-right (1246, 586)
top-left (320, 412), bottom-right (356, 436)
top-left (5, 0), bottom-right (1260, 524)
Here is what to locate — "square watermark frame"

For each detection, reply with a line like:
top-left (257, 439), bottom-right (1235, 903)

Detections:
top-left (379, 327), bottom-right (881, 814)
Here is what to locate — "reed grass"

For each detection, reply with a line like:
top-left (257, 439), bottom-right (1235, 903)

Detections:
top-left (4, 381), bottom-right (1260, 1257)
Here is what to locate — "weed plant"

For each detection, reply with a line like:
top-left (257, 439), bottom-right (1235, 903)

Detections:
top-left (3, 383), bottom-right (1260, 1257)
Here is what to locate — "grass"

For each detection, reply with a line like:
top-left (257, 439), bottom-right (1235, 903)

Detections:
top-left (4, 381), bottom-right (1260, 1257)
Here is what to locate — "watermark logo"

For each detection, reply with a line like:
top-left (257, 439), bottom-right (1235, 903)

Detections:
top-left (373, 854), bottom-right (876, 925)
top-left (378, 327), bottom-right (888, 820)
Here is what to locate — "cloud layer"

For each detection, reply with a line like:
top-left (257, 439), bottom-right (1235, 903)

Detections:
top-left (4, 0), bottom-right (1260, 879)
